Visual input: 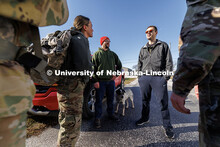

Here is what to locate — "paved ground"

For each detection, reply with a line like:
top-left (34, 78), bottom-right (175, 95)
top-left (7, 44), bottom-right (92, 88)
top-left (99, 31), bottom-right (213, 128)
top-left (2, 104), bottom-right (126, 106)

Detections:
top-left (26, 79), bottom-right (199, 147)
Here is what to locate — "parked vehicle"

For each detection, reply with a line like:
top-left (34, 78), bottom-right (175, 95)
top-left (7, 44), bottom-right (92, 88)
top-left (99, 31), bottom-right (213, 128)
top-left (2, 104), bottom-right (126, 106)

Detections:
top-left (28, 74), bottom-right (125, 119)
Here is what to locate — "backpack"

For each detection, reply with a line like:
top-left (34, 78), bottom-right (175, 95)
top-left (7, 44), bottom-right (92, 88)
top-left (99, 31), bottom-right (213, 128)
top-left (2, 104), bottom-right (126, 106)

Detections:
top-left (28, 30), bottom-right (71, 86)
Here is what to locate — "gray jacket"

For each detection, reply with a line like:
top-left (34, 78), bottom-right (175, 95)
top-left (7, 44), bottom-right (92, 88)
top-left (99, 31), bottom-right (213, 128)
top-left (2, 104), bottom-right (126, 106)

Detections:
top-left (138, 39), bottom-right (173, 80)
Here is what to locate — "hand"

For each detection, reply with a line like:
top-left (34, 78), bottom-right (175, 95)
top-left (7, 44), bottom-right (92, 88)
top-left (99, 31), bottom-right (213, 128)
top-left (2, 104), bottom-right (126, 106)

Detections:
top-left (111, 76), bottom-right (117, 81)
top-left (94, 82), bottom-right (100, 89)
top-left (170, 92), bottom-right (191, 114)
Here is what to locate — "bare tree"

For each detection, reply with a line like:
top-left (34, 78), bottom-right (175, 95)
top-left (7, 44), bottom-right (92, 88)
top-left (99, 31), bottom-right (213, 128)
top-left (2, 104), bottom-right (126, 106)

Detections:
top-left (132, 64), bottom-right (138, 71)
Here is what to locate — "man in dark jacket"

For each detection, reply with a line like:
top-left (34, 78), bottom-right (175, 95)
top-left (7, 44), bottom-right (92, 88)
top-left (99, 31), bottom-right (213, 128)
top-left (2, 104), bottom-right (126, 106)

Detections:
top-left (92, 36), bottom-right (122, 128)
top-left (57, 15), bottom-right (93, 147)
top-left (137, 25), bottom-right (174, 139)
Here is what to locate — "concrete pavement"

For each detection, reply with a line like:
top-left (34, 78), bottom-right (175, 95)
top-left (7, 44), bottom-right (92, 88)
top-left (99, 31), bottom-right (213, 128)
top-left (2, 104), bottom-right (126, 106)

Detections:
top-left (26, 79), bottom-right (199, 147)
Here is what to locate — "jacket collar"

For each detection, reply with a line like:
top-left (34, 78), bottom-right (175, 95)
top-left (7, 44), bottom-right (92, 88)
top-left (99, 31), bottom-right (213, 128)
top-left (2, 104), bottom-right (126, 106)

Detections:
top-left (99, 47), bottom-right (111, 51)
top-left (143, 39), bottom-right (162, 49)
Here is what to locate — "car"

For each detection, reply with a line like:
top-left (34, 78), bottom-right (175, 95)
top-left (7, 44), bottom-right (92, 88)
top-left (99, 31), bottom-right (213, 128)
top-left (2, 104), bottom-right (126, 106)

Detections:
top-left (195, 85), bottom-right (199, 99)
top-left (28, 74), bottom-right (125, 119)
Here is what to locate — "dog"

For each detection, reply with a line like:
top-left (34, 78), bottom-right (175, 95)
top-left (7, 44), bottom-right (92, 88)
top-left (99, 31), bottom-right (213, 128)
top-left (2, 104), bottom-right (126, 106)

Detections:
top-left (115, 88), bottom-right (134, 116)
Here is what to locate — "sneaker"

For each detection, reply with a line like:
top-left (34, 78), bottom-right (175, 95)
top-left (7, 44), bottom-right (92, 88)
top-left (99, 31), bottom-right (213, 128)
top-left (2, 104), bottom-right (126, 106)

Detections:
top-left (164, 127), bottom-right (175, 139)
top-left (108, 114), bottom-right (120, 122)
top-left (94, 119), bottom-right (101, 128)
top-left (135, 118), bottom-right (149, 126)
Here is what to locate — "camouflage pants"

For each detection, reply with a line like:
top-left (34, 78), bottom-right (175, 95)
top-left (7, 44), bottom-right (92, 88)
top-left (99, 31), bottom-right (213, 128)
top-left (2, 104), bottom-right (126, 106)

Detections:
top-left (0, 61), bottom-right (36, 147)
top-left (198, 58), bottom-right (220, 147)
top-left (57, 77), bottom-right (85, 147)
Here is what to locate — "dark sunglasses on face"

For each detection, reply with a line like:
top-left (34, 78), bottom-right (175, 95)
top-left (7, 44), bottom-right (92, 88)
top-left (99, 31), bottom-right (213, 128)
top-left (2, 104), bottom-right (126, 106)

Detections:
top-left (104, 40), bottom-right (110, 43)
top-left (145, 29), bottom-right (154, 34)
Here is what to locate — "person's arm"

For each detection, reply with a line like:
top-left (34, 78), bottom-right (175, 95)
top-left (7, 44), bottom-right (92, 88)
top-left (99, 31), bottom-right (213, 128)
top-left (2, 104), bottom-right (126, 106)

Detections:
top-left (173, 57), bottom-right (216, 98)
top-left (164, 43), bottom-right (173, 80)
top-left (110, 52), bottom-right (121, 80)
top-left (70, 35), bottom-right (93, 71)
top-left (91, 53), bottom-right (99, 83)
top-left (171, 3), bottom-right (220, 114)
top-left (138, 48), bottom-right (143, 72)
top-left (171, 56), bottom-right (216, 114)
top-left (170, 92), bottom-right (190, 114)
top-left (172, 38), bottom-right (219, 114)
top-left (113, 52), bottom-right (122, 72)
top-left (92, 53), bottom-right (100, 88)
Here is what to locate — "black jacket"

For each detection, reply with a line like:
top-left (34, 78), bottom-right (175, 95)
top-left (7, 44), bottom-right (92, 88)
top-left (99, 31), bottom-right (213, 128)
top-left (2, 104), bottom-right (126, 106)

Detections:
top-left (138, 39), bottom-right (173, 80)
top-left (61, 28), bottom-right (93, 82)
top-left (62, 28), bottom-right (92, 71)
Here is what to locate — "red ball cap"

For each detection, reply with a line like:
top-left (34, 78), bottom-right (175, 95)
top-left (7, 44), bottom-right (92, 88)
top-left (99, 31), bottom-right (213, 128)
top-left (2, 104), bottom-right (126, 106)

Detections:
top-left (100, 36), bottom-right (110, 45)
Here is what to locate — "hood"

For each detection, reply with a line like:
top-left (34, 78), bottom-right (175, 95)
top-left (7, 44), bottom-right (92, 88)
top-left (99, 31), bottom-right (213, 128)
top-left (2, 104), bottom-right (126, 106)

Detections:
top-left (70, 27), bottom-right (85, 37)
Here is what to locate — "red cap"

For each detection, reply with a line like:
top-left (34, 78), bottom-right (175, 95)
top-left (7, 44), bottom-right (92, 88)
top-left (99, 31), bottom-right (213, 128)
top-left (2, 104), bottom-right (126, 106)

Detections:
top-left (100, 36), bottom-right (110, 45)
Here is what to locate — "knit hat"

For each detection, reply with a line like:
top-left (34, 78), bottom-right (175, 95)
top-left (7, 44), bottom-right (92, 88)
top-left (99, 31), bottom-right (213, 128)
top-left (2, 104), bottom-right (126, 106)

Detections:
top-left (100, 36), bottom-right (110, 45)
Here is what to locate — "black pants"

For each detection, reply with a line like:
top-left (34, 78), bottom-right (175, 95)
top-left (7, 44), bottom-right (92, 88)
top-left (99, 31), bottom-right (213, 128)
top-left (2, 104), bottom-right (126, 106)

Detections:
top-left (138, 76), bottom-right (172, 129)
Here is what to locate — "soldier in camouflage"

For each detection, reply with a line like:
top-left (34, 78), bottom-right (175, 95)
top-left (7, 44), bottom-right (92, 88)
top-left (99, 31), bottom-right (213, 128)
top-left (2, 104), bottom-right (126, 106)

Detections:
top-left (57, 15), bottom-right (93, 147)
top-left (0, 0), bottom-right (68, 147)
top-left (171, 0), bottom-right (220, 146)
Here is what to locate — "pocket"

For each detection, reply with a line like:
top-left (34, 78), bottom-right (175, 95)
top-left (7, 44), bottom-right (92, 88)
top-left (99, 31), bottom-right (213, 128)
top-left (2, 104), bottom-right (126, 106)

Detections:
top-left (138, 76), bottom-right (143, 82)
top-left (69, 79), bottom-right (85, 93)
top-left (162, 76), bottom-right (167, 81)
top-left (68, 79), bottom-right (79, 92)
top-left (161, 76), bottom-right (167, 85)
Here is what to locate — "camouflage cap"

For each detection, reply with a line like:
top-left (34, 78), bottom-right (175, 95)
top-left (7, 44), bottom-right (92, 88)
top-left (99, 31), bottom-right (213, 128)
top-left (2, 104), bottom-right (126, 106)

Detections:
top-left (0, 0), bottom-right (69, 27)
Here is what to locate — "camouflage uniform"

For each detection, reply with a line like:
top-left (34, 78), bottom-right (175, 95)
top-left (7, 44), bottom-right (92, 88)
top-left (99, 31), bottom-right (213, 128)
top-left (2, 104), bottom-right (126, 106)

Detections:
top-left (173, 0), bottom-right (220, 146)
top-left (0, 1), bottom-right (68, 147)
top-left (56, 27), bottom-right (93, 147)
top-left (57, 77), bottom-right (85, 147)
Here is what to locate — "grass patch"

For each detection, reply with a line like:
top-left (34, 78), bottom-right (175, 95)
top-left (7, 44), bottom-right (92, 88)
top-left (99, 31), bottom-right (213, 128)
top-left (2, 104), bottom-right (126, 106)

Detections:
top-left (124, 78), bottom-right (137, 85)
top-left (26, 115), bottom-right (58, 138)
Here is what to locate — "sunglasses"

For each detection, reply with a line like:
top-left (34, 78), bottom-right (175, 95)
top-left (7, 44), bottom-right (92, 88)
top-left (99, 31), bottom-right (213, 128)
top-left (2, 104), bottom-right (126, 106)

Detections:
top-left (104, 40), bottom-right (110, 43)
top-left (145, 29), bottom-right (154, 34)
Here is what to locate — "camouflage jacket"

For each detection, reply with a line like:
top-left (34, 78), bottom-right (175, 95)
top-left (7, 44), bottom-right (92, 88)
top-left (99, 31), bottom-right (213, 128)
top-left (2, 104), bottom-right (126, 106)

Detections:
top-left (0, 0), bottom-right (69, 66)
top-left (172, 0), bottom-right (220, 97)
top-left (187, 0), bottom-right (220, 6)
top-left (0, 0), bottom-right (69, 27)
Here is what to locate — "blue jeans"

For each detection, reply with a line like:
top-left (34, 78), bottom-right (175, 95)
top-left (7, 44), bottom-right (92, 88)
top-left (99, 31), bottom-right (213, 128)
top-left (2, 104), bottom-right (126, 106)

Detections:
top-left (95, 80), bottom-right (115, 119)
top-left (138, 76), bottom-right (172, 129)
